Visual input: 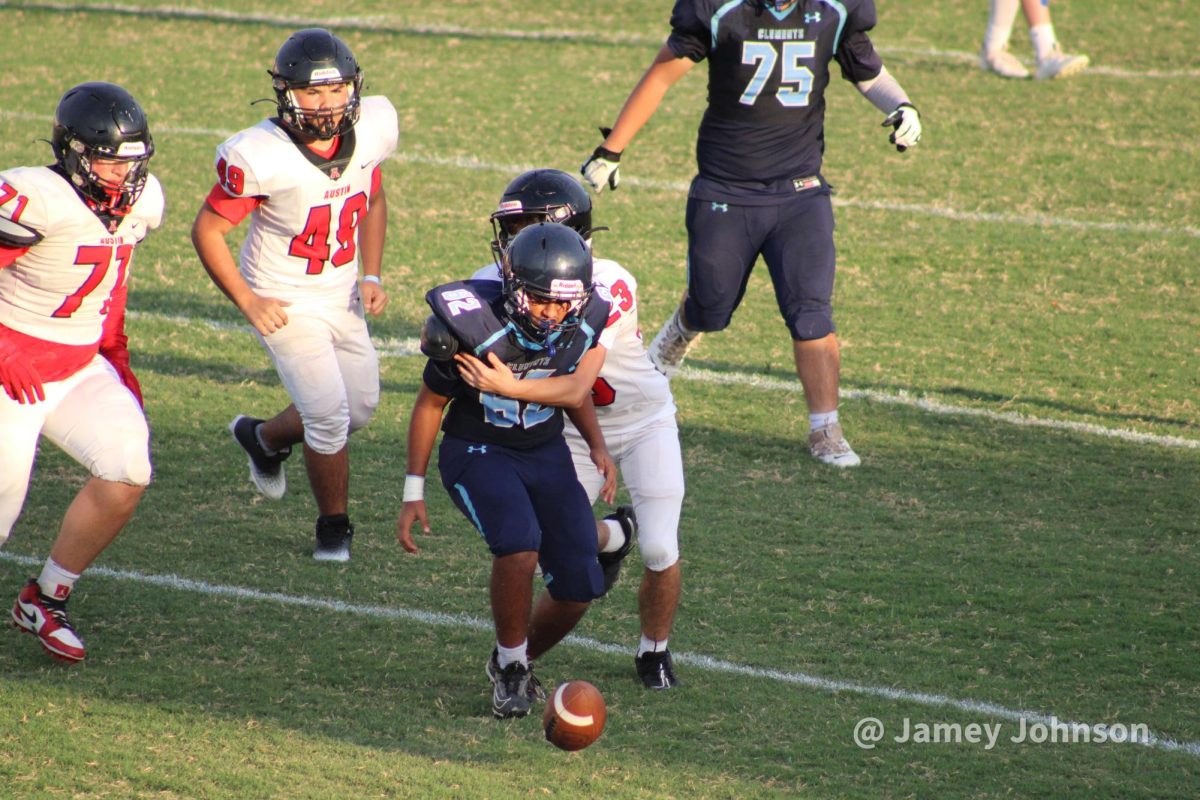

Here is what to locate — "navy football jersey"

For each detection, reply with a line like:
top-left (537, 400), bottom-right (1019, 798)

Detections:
top-left (423, 279), bottom-right (611, 449)
top-left (668, 0), bottom-right (883, 203)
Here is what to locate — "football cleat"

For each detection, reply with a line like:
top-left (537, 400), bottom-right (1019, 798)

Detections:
top-left (647, 306), bottom-right (701, 378)
top-left (229, 415), bottom-right (290, 500)
top-left (979, 45), bottom-right (1030, 79)
top-left (313, 516), bottom-right (353, 562)
top-left (635, 649), bottom-right (681, 690)
top-left (808, 423), bottom-right (861, 468)
top-left (485, 649), bottom-right (533, 719)
top-left (11, 579), bottom-right (86, 662)
top-left (1035, 47), bottom-right (1089, 80)
top-left (487, 647), bottom-right (545, 703)
top-left (599, 505), bottom-right (637, 595)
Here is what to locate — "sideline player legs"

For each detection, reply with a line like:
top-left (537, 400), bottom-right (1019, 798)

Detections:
top-left (1, 82), bottom-right (162, 662)
top-left (581, 0), bottom-right (924, 468)
top-left (397, 224), bottom-right (616, 718)
top-left (459, 169), bottom-right (685, 689)
top-left (192, 28), bottom-right (398, 561)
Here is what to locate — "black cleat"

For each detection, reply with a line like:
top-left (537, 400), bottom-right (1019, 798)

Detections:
top-left (485, 649), bottom-right (533, 718)
top-left (314, 515), bottom-right (353, 562)
top-left (229, 415), bottom-right (291, 500)
top-left (599, 505), bottom-right (637, 594)
top-left (636, 649), bottom-right (681, 690)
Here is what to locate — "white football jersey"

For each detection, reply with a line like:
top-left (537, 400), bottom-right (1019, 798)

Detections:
top-left (214, 95), bottom-right (399, 304)
top-left (472, 256), bottom-right (675, 434)
top-left (0, 166), bottom-right (164, 345)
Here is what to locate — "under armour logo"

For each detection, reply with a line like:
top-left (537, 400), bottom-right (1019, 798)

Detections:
top-left (711, 202), bottom-right (728, 213)
top-left (467, 445), bottom-right (488, 454)
top-left (805, 12), bottom-right (821, 23)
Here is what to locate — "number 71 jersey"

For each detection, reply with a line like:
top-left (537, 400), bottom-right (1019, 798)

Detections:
top-left (211, 95), bottom-right (398, 304)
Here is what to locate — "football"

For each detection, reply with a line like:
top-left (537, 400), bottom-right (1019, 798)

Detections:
top-left (542, 680), bottom-right (607, 751)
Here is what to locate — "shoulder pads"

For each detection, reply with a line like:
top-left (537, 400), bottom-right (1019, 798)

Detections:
top-left (420, 313), bottom-right (460, 361)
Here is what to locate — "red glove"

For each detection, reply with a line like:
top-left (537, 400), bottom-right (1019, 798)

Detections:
top-left (0, 343), bottom-right (45, 404)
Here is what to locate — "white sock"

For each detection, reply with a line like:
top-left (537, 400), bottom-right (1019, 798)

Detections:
top-left (983, 0), bottom-right (1021, 52)
top-left (809, 410), bottom-right (839, 432)
top-left (1030, 23), bottom-right (1058, 61)
top-left (496, 640), bottom-right (528, 669)
top-left (637, 635), bottom-right (668, 657)
top-left (254, 424), bottom-right (280, 457)
top-left (38, 558), bottom-right (80, 600)
top-left (599, 519), bottom-right (625, 554)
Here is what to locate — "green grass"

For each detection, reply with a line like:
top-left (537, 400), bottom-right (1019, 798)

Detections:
top-left (1, 1), bottom-right (1198, 797)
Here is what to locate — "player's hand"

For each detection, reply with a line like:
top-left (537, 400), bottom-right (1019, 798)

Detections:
top-left (581, 127), bottom-right (621, 192)
top-left (0, 346), bottom-right (46, 405)
top-left (455, 351), bottom-right (518, 395)
top-left (239, 294), bottom-right (291, 336)
top-left (882, 103), bottom-right (921, 152)
top-left (591, 447), bottom-right (618, 504)
top-left (361, 280), bottom-right (389, 316)
top-left (397, 500), bottom-right (430, 554)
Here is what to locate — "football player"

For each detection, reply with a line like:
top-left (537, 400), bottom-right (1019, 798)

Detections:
top-left (397, 224), bottom-right (616, 719)
top-left (1, 82), bottom-right (163, 662)
top-left (581, 0), bottom-right (924, 469)
top-left (457, 169), bottom-right (686, 689)
top-left (192, 28), bottom-right (398, 562)
top-left (980, 0), bottom-right (1089, 80)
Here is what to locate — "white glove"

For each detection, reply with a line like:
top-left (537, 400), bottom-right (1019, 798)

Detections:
top-left (581, 127), bottom-right (622, 192)
top-left (882, 103), bottom-right (922, 152)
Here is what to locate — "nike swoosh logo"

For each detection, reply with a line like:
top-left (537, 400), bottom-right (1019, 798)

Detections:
top-left (18, 606), bottom-right (38, 625)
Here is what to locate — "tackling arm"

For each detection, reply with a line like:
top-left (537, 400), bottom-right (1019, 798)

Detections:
top-left (453, 345), bottom-right (607, 409)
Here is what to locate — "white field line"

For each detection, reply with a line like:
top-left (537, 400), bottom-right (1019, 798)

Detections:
top-left (129, 309), bottom-right (1200, 450)
top-left (2, 111), bottom-right (1195, 240)
top-left (2, 1), bottom-right (1198, 80)
top-left (1, 551), bottom-right (1196, 758)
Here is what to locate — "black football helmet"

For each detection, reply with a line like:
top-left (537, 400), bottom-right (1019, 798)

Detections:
top-left (502, 223), bottom-right (594, 342)
top-left (270, 28), bottom-right (363, 139)
top-left (51, 82), bottom-right (154, 217)
top-left (490, 169), bottom-right (594, 261)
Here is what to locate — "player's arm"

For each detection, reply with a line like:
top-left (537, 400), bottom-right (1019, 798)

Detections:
top-left (396, 382), bottom-right (451, 554)
top-left (98, 279), bottom-right (143, 407)
top-left (840, 30), bottom-right (922, 153)
top-left (358, 173), bottom-right (388, 316)
top-left (453, 344), bottom-right (607, 409)
top-left (582, 44), bottom-right (696, 191)
top-left (566, 399), bottom-right (618, 505)
top-left (190, 202), bottom-right (291, 336)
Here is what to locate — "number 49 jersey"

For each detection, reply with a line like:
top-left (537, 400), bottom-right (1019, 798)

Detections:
top-left (424, 279), bottom-right (611, 450)
top-left (210, 95), bottom-right (398, 304)
top-left (0, 165), bottom-right (164, 345)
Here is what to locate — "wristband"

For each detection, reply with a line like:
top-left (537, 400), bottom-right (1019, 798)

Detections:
top-left (403, 474), bottom-right (425, 502)
top-left (362, 274), bottom-right (382, 285)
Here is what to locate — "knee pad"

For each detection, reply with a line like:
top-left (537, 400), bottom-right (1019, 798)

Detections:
top-left (681, 298), bottom-right (733, 334)
top-left (787, 306), bottom-right (835, 341)
top-left (639, 532), bottom-right (680, 572)
top-left (302, 413), bottom-right (350, 455)
top-left (347, 395), bottom-right (378, 434)
top-left (542, 555), bottom-right (605, 603)
top-left (92, 438), bottom-right (152, 486)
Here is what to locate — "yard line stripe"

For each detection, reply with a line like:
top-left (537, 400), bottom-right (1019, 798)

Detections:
top-left (126, 310), bottom-right (1199, 449)
top-left (2, 1), bottom-right (1195, 80)
top-left (1, 551), bottom-right (1196, 757)
top-left (3, 111), bottom-right (1195, 238)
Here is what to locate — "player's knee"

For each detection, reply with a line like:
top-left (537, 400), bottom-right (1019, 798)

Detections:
top-left (92, 440), bottom-right (152, 486)
top-left (787, 307), bottom-right (834, 341)
top-left (302, 411), bottom-right (351, 454)
top-left (639, 536), bottom-right (679, 572)
top-left (347, 395), bottom-right (377, 434)
top-left (543, 558), bottom-right (605, 603)
top-left (682, 302), bottom-right (733, 334)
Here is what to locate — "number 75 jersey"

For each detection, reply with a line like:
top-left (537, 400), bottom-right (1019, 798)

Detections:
top-left (0, 166), bottom-right (163, 345)
top-left (210, 95), bottom-right (398, 304)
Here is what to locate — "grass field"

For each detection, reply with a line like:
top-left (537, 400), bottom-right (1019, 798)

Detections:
top-left (1, 1), bottom-right (1197, 797)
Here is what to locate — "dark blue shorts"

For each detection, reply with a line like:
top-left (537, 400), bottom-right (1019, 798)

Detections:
top-left (684, 185), bottom-right (836, 341)
top-left (438, 434), bottom-right (605, 603)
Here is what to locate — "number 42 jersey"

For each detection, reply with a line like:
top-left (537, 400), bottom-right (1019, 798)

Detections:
top-left (207, 95), bottom-right (398, 305)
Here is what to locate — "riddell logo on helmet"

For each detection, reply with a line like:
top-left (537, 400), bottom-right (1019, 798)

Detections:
top-left (309, 67), bottom-right (344, 82)
top-left (116, 142), bottom-right (147, 157)
top-left (549, 279), bottom-right (584, 296)
top-left (497, 200), bottom-right (523, 212)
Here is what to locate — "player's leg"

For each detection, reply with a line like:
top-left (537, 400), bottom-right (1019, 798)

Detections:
top-left (763, 189), bottom-right (860, 468)
top-left (0, 388), bottom-right (45, 548)
top-left (18, 359), bottom-right (150, 661)
top-left (564, 429), bottom-right (635, 592)
top-left (981, 0), bottom-right (1030, 78)
top-left (438, 435), bottom-right (543, 718)
top-left (1023, 0), bottom-right (1089, 79)
top-left (620, 417), bottom-right (685, 688)
top-left (258, 312), bottom-right (356, 559)
top-left (648, 198), bottom-right (764, 377)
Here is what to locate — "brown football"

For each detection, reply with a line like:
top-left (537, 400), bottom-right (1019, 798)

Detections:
top-left (542, 680), bottom-right (607, 751)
